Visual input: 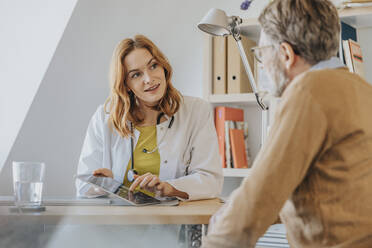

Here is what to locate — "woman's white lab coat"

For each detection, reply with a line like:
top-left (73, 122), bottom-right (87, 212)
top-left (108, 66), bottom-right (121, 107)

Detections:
top-left (76, 96), bottom-right (223, 200)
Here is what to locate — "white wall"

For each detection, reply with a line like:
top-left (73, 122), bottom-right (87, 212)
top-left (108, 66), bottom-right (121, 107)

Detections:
top-left (357, 27), bottom-right (372, 84)
top-left (0, 0), bottom-right (77, 171)
top-left (0, 0), bottom-right (270, 196)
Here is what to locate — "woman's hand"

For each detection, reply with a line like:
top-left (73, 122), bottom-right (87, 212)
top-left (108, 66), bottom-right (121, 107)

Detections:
top-left (129, 172), bottom-right (171, 195)
top-left (129, 172), bottom-right (189, 199)
top-left (93, 168), bottom-right (113, 178)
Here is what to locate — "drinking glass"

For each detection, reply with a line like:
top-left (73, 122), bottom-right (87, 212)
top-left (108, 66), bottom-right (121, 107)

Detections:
top-left (12, 161), bottom-right (45, 208)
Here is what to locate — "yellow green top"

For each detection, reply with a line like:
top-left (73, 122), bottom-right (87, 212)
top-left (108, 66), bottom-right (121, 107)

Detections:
top-left (123, 125), bottom-right (160, 196)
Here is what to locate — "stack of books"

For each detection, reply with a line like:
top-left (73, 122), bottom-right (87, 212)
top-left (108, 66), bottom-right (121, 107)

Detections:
top-left (215, 106), bottom-right (252, 169)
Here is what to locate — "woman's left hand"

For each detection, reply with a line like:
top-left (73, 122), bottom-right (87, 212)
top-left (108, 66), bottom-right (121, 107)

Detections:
top-left (129, 172), bottom-right (188, 199)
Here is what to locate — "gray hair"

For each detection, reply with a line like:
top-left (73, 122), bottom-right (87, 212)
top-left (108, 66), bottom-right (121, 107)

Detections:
top-left (258, 0), bottom-right (340, 65)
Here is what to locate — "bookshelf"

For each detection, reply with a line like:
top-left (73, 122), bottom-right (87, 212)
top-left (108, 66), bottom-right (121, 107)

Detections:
top-left (338, 6), bottom-right (372, 86)
top-left (208, 93), bottom-right (256, 104)
top-left (339, 6), bottom-right (372, 26)
top-left (203, 6), bottom-right (372, 179)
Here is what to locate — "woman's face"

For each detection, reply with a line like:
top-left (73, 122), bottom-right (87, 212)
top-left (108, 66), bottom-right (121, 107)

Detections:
top-left (124, 48), bottom-right (167, 107)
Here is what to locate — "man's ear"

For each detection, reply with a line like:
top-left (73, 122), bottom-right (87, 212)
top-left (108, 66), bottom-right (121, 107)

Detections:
top-left (279, 42), bottom-right (296, 70)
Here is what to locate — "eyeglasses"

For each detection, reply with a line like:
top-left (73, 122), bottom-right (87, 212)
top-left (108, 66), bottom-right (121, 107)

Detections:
top-left (251, 45), bottom-right (274, 64)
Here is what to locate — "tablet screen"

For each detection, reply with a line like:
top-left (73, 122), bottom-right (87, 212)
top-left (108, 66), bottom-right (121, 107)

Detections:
top-left (76, 174), bottom-right (161, 205)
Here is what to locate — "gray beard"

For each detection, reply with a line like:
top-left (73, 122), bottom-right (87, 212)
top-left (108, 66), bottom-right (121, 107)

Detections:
top-left (266, 55), bottom-right (289, 97)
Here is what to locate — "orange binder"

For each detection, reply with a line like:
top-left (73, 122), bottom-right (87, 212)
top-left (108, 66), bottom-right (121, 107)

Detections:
top-left (212, 36), bottom-right (227, 94)
top-left (227, 36), bottom-right (256, 94)
top-left (229, 129), bottom-right (248, 168)
top-left (215, 106), bottom-right (244, 168)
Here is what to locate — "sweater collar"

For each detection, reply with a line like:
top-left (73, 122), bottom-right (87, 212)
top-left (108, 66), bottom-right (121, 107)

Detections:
top-left (310, 57), bottom-right (345, 71)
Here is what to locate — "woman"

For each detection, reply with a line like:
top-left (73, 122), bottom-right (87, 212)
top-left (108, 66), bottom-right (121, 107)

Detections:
top-left (76, 35), bottom-right (223, 200)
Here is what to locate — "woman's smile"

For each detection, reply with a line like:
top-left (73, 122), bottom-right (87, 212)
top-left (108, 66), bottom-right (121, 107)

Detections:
top-left (144, 83), bottom-right (160, 92)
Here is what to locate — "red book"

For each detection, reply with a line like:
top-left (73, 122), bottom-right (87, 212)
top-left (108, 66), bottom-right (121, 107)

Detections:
top-left (215, 106), bottom-right (244, 168)
top-left (229, 129), bottom-right (248, 168)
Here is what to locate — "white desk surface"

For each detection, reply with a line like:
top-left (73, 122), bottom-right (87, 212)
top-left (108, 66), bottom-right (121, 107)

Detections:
top-left (0, 198), bottom-right (223, 225)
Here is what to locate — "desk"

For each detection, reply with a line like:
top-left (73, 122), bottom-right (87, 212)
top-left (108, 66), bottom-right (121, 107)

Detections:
top-left (0, 198), bottom-right (223, 248)
top-left (0, 198), bottom-right (223, 225)
top-left (0, 199), bottom-right (289, 247)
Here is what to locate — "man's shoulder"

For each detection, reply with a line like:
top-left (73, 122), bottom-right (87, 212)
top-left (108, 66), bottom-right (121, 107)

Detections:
top-left (285, 67), bottom-right (356, 97)
top-left (294, 68), bottom-right (348, 88)
top-left (282, 67), bottom-right (372, 115)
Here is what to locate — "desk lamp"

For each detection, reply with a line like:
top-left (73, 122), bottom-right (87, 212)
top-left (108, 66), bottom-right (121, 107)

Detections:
top-left (198, 8), bottom-right (268, 110)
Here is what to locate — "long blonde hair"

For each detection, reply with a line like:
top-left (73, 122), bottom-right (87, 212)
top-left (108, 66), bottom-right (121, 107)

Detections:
top-left (104, 35), bottom-right (182, 138)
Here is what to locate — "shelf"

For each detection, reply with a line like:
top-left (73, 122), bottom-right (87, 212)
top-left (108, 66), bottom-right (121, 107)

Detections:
top-left (241, 18), bottom-right (259, 26)
top-left (223, 168), bottom-right (251, 177)
top-left (237, 7), bottom-right (372, 32)
top-left (208, 93), bottom-right (277, 108)
top-left (339, 5), bottom-right (372, 18)
top-left (238, 6), bottom-right (372, 24)
top-left (208, 93), bottom-right (257, 105)
top-left (240, 18), bottom-right (261, 42)
top-left (339, 6), bottom-right (372, 28)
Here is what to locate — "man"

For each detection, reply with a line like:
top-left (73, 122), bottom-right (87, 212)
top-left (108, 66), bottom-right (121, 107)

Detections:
top-left (202, 0), bottom-right (372, 247)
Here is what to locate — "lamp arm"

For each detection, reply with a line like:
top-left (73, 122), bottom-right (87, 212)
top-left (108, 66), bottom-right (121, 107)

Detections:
top-left (236, 39), bottom-right (257, 93)
top-left (228, 16), bottom-right (268, 110)
top-left (235, 39), bottom-right (268, 110)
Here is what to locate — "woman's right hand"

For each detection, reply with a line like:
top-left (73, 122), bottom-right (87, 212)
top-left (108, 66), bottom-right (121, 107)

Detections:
top-left (93, 168), bottom-right (113, 178)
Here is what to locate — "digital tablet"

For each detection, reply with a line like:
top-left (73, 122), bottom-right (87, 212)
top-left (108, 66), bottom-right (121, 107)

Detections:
top-left (76, 174), bottom-right (179, 206)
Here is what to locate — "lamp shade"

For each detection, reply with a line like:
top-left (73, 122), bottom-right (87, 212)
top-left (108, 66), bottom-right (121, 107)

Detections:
top-left (197, 8), bottom-right (230, 36)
